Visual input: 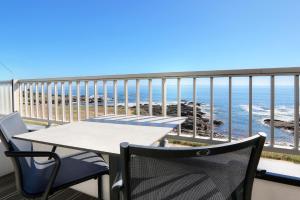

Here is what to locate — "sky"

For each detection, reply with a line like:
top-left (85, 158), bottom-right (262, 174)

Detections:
top-left (0, 0), bottom-right (300, 84)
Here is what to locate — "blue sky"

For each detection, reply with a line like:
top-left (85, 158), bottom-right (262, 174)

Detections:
top-left (0, 0), bottom-right (300, 82)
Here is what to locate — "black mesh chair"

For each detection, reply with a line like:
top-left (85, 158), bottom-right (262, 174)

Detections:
top-left (0, 112), bottom-right (109, 200)
top-left (112, 134), bottom-right (265, 200)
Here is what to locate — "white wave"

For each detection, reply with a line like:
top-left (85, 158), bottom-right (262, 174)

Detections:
top-left (240, 104), bottom-right (295, 121)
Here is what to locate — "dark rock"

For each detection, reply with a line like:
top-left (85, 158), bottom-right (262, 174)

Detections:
top-left (264, 119), bottom-right (295, 131)
top-left (213, 120), bottom-right (223, 126)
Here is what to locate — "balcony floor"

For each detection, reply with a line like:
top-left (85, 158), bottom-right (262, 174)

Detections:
top-left (0, 173), bottom-right (96, 200)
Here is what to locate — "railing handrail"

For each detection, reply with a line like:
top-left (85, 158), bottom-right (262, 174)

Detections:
top-left (0, 80), bottom-right (13, 84)
top-left (17, 66), bottom-right (300, 82)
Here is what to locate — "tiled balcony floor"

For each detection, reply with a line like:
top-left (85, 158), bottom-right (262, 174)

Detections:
top-left (0, 173), bottom-right (96, 200)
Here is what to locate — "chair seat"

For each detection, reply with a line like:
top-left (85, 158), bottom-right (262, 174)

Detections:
top-left (22, 152), bottom-right (109, 196)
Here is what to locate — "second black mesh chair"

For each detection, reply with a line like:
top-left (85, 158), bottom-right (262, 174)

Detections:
top-left (112, 134), bottom-right (265, 200)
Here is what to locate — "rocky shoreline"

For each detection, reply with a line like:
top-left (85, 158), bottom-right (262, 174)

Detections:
top-left (133, 102), bottom-right (224, 137)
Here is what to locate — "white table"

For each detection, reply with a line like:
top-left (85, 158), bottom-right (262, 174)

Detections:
top-left (14, 115), bottom-right (186, 200)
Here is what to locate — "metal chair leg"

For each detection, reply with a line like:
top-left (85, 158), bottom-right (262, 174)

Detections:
top-left (98, 176), bottom-right (103, 200)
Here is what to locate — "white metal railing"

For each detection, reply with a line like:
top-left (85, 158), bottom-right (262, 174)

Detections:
top-left (3, 67), bottom-right (300, 155)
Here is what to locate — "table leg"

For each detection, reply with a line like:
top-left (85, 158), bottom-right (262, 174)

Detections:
top-left (159, 138), bottom-right (168, 147)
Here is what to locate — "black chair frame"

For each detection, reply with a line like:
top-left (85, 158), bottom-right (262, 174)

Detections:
top-left (113, 133), bottom-right (265, 200)
top-left (4, 148), bottom-right (107, 200)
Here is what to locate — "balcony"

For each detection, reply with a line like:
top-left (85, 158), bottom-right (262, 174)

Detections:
top-left (1, 67), bottom-right (300, 200)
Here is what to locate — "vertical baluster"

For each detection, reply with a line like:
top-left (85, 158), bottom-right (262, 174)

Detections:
top-left (228, 77), bottom-right (232, 142)
top-left (3, 84), bottom-right (7, 113)
top-left (103, 80), bottom-right (107, 115)
top-left (19, 83), bottom-right (24, 116)
top-left (294, 75), bottom-right (299, 150)
top-left (77, 81), bottom-right (81, 121)
top-left (136, 79), bottom-right (140, 116)
top-left (270, 76), bottom-right (275, 146)
top-left (0, 83), bottom-right (3, 114)
top-left (162, 78), bottom-right (167, 117)
top-left (114, 80), bottom-right (118, 115)
top-left (124, 80), bottom-right (128, 115)
top-left (148, 79), bottom-right (152, 116)
top-left (69, 81), bottom-right (73, 122)
top-left (61, 81), bottom-right (66, 122)
top-left (19, 83), bottom-right (23, 116)
top-left (177, 78), bottom-right (181, 136)
top-left (9, 81), bottom-right (13, 113)
top-left (24, 84), bottom-right (28, 117)
top-left (193, 78), bottom-right (197, 138)
top-left (210, 77), bottom-right (214, 140)
top-left (85, 81), bottom-right (89, 119)
top-left (41, 82), bottom-right (45, 119)
top-left (35, 82), bottom-right (39, 118)
top-left (47, 82), bottom-right (52, 121)
top-left (0, 85), bottom-right (3, 114)
top-left (54, 82), bottom-right (58, 121)
top-left (30, 83), bottom-right (34, 117)
top-left (0, 86), bottom-right (4, 114)
top-left (249, 76), bottom-right (253, 136)
top-left (0, 85), bottom-right (2, 114)
top-left (94, 81), bottom-right (98, 117)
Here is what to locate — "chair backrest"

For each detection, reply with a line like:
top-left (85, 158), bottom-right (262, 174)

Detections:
top-left (0, 112), bottom-right (32, 193)
top-left (120, 134), bottom-right (265, 200)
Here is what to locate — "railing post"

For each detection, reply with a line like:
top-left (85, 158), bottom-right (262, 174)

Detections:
top-left (228, 77), bottom-right (232, 142)
top-left (210, 77), bottom-right (214, 140)
top-left (136, 79), bottom-right (140, 116)
top-left (30, 83), bottom-right (34, 118)
top-left (94, 80), bottom-right (98, 117)
top-left (124, 80), bottom-right (128, 115)
top-left (61, 81), bottom-right (66, 122)
top-left (35, 82), bottom-right (39, 118)
top-left (249, 76), bottom-right (253, 136)
top-left (177, 78), bottom-right (181, 136)
top-left (47, 82), bottom-right (52, 121)
top-left (77, 81), bottom-right (81, 121)
top-left (270, 76), bottom-right (275, 146)
top-left (193, 78), bottom-right (197, 138)
top-left (0, 85), bottom-right (3, 114)
top-left (54, 82), bottom-right (58, 121)
top-left (19, 82), bottom-right (23, 116)
top-left (24, 83), bottom-right (28, 117)
top-left (162, 78), bottom-right (167, 117)
top-left (103, 80), bottom-right (107, 115)
top-left (41, 82), bottom-right (45, 119)
top-left (114, 80), bottom-right (118, 115)
top-left (148, 79), bottom-right (152, 116)
top-left (11, 79), bottom-right (20, 113)
top-left (85, 81), bottom-right (89, 119)
top-left (69, 81), bottom-right (73, 122)
top-left (294, 75), bottom-right (299, 150)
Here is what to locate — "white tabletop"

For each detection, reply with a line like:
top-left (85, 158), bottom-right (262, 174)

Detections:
top-left (14, 115), bottom-right (186, 155)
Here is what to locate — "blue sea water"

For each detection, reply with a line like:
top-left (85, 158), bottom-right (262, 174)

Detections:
top-left (53, 82), bottom-right (296, 145)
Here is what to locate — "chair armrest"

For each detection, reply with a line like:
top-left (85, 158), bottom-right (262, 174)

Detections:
top-left (112, 173), bottom-right (124, 192)
top-left (112, 179), bottom-right (124, 192)
top-left (5, 151), bottom-right (59, 160)
top-left (5, 150), bottom-right (61, 199)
